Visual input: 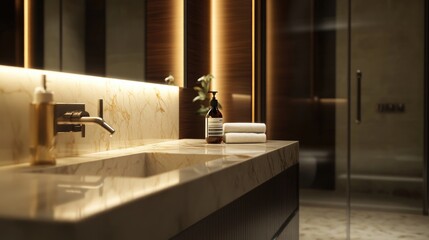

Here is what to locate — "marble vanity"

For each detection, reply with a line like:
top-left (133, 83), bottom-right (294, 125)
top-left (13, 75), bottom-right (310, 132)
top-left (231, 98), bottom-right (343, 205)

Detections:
top-left (0, 139), bottom-right (298, 240)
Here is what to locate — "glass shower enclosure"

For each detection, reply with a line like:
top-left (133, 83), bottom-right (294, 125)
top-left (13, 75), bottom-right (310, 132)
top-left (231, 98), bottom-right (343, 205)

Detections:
top-left (263, 0), bottom-right (428, 239)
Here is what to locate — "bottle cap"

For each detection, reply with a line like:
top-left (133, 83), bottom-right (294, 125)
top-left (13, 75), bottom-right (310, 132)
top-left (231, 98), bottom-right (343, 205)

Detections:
top-left (33, 75), bottom-right (54, 103)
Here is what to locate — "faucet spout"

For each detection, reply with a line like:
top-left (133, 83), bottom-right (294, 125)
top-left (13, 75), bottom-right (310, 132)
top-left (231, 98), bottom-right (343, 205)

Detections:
top-left (78, 117), bottom-right (115, 135)
top-left (57, 110), bottom-right (115, 135)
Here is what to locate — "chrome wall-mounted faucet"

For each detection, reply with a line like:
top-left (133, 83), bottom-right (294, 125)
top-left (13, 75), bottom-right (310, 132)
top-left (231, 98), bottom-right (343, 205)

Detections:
top-left (55, 99), bottom-right (115, 137)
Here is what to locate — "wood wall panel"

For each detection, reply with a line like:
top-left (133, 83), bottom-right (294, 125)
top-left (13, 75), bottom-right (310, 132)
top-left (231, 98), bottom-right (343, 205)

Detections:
top-left (214, 0), bottom-right (253, 123)
top-left (179, 87), bottom-right (206, 139)
top-left (185, 0), bottom-right (210, 85)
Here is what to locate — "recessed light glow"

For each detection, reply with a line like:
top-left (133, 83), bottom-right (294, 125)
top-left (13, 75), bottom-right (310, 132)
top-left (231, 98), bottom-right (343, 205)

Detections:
top-left (174, 0), bottom-right (184, 87)
top-left (252, 0), bottom-right (255, 122)
top-left (266, 1), bottom-right (273, 124)
top-left (0, 65), bottom-right (178, 91)
top-left (210, 0), bottom-right (221, 91)
top-left (24, 0), bottom-right (30, 68)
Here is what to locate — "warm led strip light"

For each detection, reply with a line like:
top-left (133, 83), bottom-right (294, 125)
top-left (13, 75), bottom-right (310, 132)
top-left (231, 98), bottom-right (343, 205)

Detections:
top-left (251, 0), bottom-right (256, 122)
top-left (266, 0), bottom-right (273, 124)
top-left (210, 0), bottom-right (219, 91)
top-left (24, 0), bottom-right (30, 68)
top-left (0, 65), bottom-right (178, 91)
top-left (174, 0), bottom-right (184, 87)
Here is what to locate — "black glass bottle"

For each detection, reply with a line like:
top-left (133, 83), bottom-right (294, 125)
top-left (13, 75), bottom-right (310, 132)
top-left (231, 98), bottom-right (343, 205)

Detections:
top-left (205, 91), bottom-right (223, 144)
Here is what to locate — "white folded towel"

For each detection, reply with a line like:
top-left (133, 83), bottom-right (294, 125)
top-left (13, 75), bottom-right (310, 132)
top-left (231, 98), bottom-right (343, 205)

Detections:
top-left (224, 133), bottom-right (266, 143)
top-left (223, 123), bottom-right (266, 133)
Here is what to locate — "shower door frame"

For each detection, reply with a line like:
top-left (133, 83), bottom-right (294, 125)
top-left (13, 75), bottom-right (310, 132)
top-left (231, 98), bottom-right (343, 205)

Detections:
top-left (424, 0), bottom-right (428, 216)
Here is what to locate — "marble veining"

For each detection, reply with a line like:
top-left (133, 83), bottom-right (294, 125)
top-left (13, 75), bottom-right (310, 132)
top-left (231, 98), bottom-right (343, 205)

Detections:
top-left (0, 65), bottom-right (179, 166)
top-left (0, 139), bottom-right (298, 240)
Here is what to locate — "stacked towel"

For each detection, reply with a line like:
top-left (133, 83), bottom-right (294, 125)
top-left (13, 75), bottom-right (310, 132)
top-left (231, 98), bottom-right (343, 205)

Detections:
top-left (223, 122), bottom-right (266, 133)
top-left (223, 123), bottom-right (267, 144)
top-left (224, 132), bottom-right (266, 143)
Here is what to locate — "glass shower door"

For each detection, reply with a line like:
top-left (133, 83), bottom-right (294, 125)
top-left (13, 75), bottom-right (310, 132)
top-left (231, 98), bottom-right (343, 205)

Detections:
top-left (349, 0), bottom-right (427, 238)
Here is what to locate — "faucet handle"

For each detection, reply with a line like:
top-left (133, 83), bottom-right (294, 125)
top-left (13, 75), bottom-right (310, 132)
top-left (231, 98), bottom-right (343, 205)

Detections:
top-left (55, 102), bottom-right (115, 137)
top-left (98, 99), bottom-right (103, 118)
top-left (81, 125), bottom-right (85, 138)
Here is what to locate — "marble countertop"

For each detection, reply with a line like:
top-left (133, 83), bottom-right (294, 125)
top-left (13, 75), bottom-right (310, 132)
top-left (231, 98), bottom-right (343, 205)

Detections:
top-left (0, 139), bottom-right (298, 240)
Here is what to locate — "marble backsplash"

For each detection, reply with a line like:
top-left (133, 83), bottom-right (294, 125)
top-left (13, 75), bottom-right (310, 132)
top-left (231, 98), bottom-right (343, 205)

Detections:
top-left (0, 65), bottom-right (179, 166)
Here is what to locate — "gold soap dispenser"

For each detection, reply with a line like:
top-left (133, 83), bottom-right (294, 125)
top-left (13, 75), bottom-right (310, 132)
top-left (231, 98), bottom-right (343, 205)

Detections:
top-left (30, 75), bottom-right (56, 165)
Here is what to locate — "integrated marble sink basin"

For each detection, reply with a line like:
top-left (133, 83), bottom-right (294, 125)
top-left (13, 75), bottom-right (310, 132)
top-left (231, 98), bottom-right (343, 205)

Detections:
top-left (26, 152), bottom-right (224, 178)
top-left (0, 140), bottom-right (299, 240)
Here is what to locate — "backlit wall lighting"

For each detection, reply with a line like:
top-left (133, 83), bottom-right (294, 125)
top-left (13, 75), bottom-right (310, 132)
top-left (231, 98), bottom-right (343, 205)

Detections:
top-left (266, 0), bottom-right (274, 124)
top-left (174, 0), bottom-right (184, 87)
top-left (210, 0), bottom-right (221, 92)
top-left (251, 0), bottom-right (255, 122)
top-left (24, 0), bottom-right (31, 68)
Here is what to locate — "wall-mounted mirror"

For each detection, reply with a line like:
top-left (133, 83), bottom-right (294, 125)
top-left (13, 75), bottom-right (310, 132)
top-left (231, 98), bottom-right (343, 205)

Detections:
top-left (0, 0), bottom-right (184, 86)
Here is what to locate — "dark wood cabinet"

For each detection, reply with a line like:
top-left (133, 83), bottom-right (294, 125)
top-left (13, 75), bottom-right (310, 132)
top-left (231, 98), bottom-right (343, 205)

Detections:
top-left (172, 164), bottom-right (299, 240)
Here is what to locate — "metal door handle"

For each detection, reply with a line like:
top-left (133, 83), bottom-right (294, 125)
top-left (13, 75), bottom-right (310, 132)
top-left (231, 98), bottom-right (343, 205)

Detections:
top-left (356, 70), bottom-right (362, 124)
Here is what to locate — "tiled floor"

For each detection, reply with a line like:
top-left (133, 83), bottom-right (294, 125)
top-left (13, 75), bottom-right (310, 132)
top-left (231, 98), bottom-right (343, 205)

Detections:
top-left (300, 206), bottom-right (429, 240)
